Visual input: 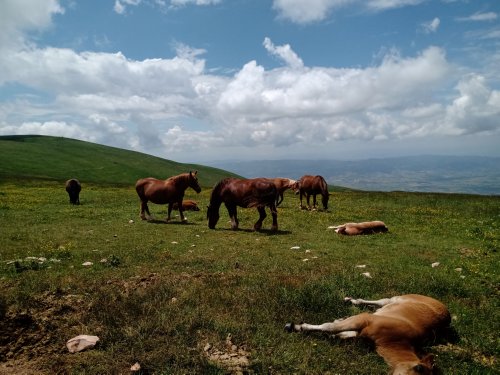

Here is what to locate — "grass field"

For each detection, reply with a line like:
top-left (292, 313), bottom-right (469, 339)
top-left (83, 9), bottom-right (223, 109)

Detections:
top-left (1, 179), bottom-right (499, 374)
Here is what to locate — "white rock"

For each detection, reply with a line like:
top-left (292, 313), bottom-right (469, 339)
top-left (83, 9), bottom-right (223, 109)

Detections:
top-left (431, 262), bottom-right (440, 268)
top-left (66, 335), bottom-right (99, 353)
top-left (130, 362), bottom-right (141, 371)
top-left (355, 265), bottom-right (367, 268)
top-left (361, 272), bottom-right (372, 278)
top-left (82, 261), bottom-right (93, 267)
top-left (290, 246), bottom-right (300, 250)
top-left (454, 268), bottom-right (462, 272)
top-left (129, 219), bottom-right (134, 224)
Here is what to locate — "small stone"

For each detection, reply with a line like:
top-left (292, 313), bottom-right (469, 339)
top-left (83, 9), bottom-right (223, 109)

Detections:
top-left (361, 272), bottom-right (372, 278)
top-left (130, 362), bottom-right (141, 371)
top-left (82, 261), bottom-right (93, 267)
top-left (66, 335), bottom-right (99, 353)
top-left (290, 246), bottom-right (300, 250)
top-left (129, 220), bottom-right (134, 224)
top-left (454, 268), bottom-right (462, 272)
top-left (431, 262), bottom-right (440, 268)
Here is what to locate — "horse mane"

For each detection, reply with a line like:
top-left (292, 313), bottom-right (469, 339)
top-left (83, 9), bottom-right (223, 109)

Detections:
top-left (209, 178), bottom-right (232, 205)
top-left (316, 175), bottom-right (328, 194)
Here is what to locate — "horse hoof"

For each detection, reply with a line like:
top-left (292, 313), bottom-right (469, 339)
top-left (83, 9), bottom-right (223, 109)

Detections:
top-left (284, 323), bottom-right (294, 333)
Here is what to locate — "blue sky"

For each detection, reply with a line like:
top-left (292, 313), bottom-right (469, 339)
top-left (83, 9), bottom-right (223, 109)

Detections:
top-left (0, 0), bottom-right (499, 163)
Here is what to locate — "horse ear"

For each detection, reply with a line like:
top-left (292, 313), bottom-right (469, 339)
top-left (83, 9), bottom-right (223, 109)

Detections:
top-left (421, 354), bottom-right (435, 367)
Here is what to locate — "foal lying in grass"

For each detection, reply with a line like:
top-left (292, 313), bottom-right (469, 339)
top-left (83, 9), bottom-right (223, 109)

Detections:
top-left (285, 294), bottom-right (451, 374)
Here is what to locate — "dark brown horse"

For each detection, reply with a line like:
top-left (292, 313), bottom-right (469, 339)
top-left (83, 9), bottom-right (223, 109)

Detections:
top-left (65, 179), bottom-right (81, 205)
top-left (294, 175), bottom-right (329, 210)
top-left (135, 171), bottom-right (201, 223)
top-left (207, 178), bottom-right (279, 231)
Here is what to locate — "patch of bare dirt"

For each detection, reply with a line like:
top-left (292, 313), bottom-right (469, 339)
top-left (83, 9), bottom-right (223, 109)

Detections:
top-left (203, 333), bottom-right (251, 374)
top-left (0, 291), bottom-right (88, 374)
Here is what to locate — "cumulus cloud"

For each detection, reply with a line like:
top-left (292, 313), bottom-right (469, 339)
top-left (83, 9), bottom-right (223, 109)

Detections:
top-left (421, 17), bottom-right (440, 34)
top-left (1, 0), bottom-right (499, 161)
top-left (0, 0), bottom-right (63, 48)
top-left (272, 0), bottom-right (427, 24)
top-left (272, 0), bottom-right (352, 24)
top-left (263, 37), bottom-right (304, 69)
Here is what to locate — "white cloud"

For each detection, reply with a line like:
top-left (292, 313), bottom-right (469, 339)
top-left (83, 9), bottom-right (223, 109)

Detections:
top-left (1, 0), bottom-right (499, 161)
top-left (421, 17), bottom-right (440, 34)
top-left (113, 0), bottom-right (141, 14)
top-left (457, 12), bottom-right (498, 22)
top-left (263, 37), bottom-right (304, 69)
top-left (170, 0), bottom-right (222, 6)
top-left (366, 0), bottom-right (425, 11)
top-left (0, 0), bottom-right (63, 47)
top-left (444, 74), bottom-right (500, 135)
top-left (272, 0), bottom-right (352, 24)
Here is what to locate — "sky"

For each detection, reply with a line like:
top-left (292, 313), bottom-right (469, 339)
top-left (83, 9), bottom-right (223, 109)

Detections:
top-left (0, 0), bottom-right (499, 163)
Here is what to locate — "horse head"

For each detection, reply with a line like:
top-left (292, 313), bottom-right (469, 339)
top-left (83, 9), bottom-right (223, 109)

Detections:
top-left (189, 171), bottom-right (202, 193)
top-left (206, 204), bottom-right (219, 229)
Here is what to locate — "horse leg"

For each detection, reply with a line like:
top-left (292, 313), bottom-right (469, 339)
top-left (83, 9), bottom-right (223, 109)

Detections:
top-left (166, 203), bottom-right (173, 222)
top-left (140, 201), bottom-right (150, 220)
top-left (176, 199), bottom-right (188, 223)
top-left (312, 194), bottom-right (317, 210)
top-left (226, 204), bottom-right (239, 230)
top-left (299, 192), bottom-right (305, 209)
top-left (270, 204), bottom-right (278, 231)
top-left (254, 206), bottom-right (266, 231)
top-left (306, 194), bottom-right (312, 210)
top-left (277, 192), bottom-right (283, 206)
top-left (344, 296), bottom-right (397, 308)
top-left (285, 312), bottom-right (372, 338)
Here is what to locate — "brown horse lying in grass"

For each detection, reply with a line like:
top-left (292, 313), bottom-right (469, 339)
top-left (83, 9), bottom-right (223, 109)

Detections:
top-left (286, 294), bottom-right (451, 374)
top-left (207, 177), bottom-right (279, 231)
top-left (172, 199), bottom-right (200, 211)
top-left (135, 171), bottom-right (201, 223)
top-left (331, 221), bottom-right (388, 235)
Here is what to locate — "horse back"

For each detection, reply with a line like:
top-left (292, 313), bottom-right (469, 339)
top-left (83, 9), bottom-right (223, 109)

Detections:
top-left (299, 175), bottom-right (328, 194)
top-left (374, 295), bottom-right (451, 336)
top-left (222, 178), bottom-right (278, 208)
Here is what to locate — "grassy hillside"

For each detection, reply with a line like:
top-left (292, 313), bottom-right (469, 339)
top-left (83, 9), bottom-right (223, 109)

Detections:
top-left (0, 180), bottom-right (498, 374)
top-left (0, 135), bottom-right (238, 187)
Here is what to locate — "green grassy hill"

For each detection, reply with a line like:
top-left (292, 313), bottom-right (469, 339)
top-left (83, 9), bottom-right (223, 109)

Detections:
top-left (0, 135), bottom-right (238, 187)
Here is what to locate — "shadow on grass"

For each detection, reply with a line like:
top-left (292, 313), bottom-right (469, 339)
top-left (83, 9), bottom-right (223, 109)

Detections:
top-left (209, 227), bottom-right (292, 235)
top-left (146, 219), bottom-right (197, 226)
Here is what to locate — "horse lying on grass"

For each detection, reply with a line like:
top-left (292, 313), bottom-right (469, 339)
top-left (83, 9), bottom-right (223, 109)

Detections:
top-left (330, 221), bottom-right (388, 235)
top-left (172, 199), bottom-right (200, 211)
top-left (135, 171), bottom-right (201, 223)
top-left (285, 294), bottom-right (451, 375)
top-left (207, 177), bottom-right (279, 231)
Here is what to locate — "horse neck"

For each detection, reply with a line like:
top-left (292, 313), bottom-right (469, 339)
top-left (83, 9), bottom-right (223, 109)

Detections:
top-left (170, 174), bottom-right (189, 190)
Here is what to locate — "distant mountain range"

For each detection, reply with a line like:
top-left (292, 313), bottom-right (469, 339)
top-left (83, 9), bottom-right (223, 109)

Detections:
top-left (210, 156), bottom-right (500, 195)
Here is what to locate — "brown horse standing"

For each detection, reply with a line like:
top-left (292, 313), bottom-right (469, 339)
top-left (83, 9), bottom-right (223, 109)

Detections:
top-left (295, 175), bottom-right (330, 210)
top-left (135, 171), bottom-right (201, 223)
top-left (207, 178), bottom-right (279, 231)
top-left (266, 178), bottom-right (296, 206)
